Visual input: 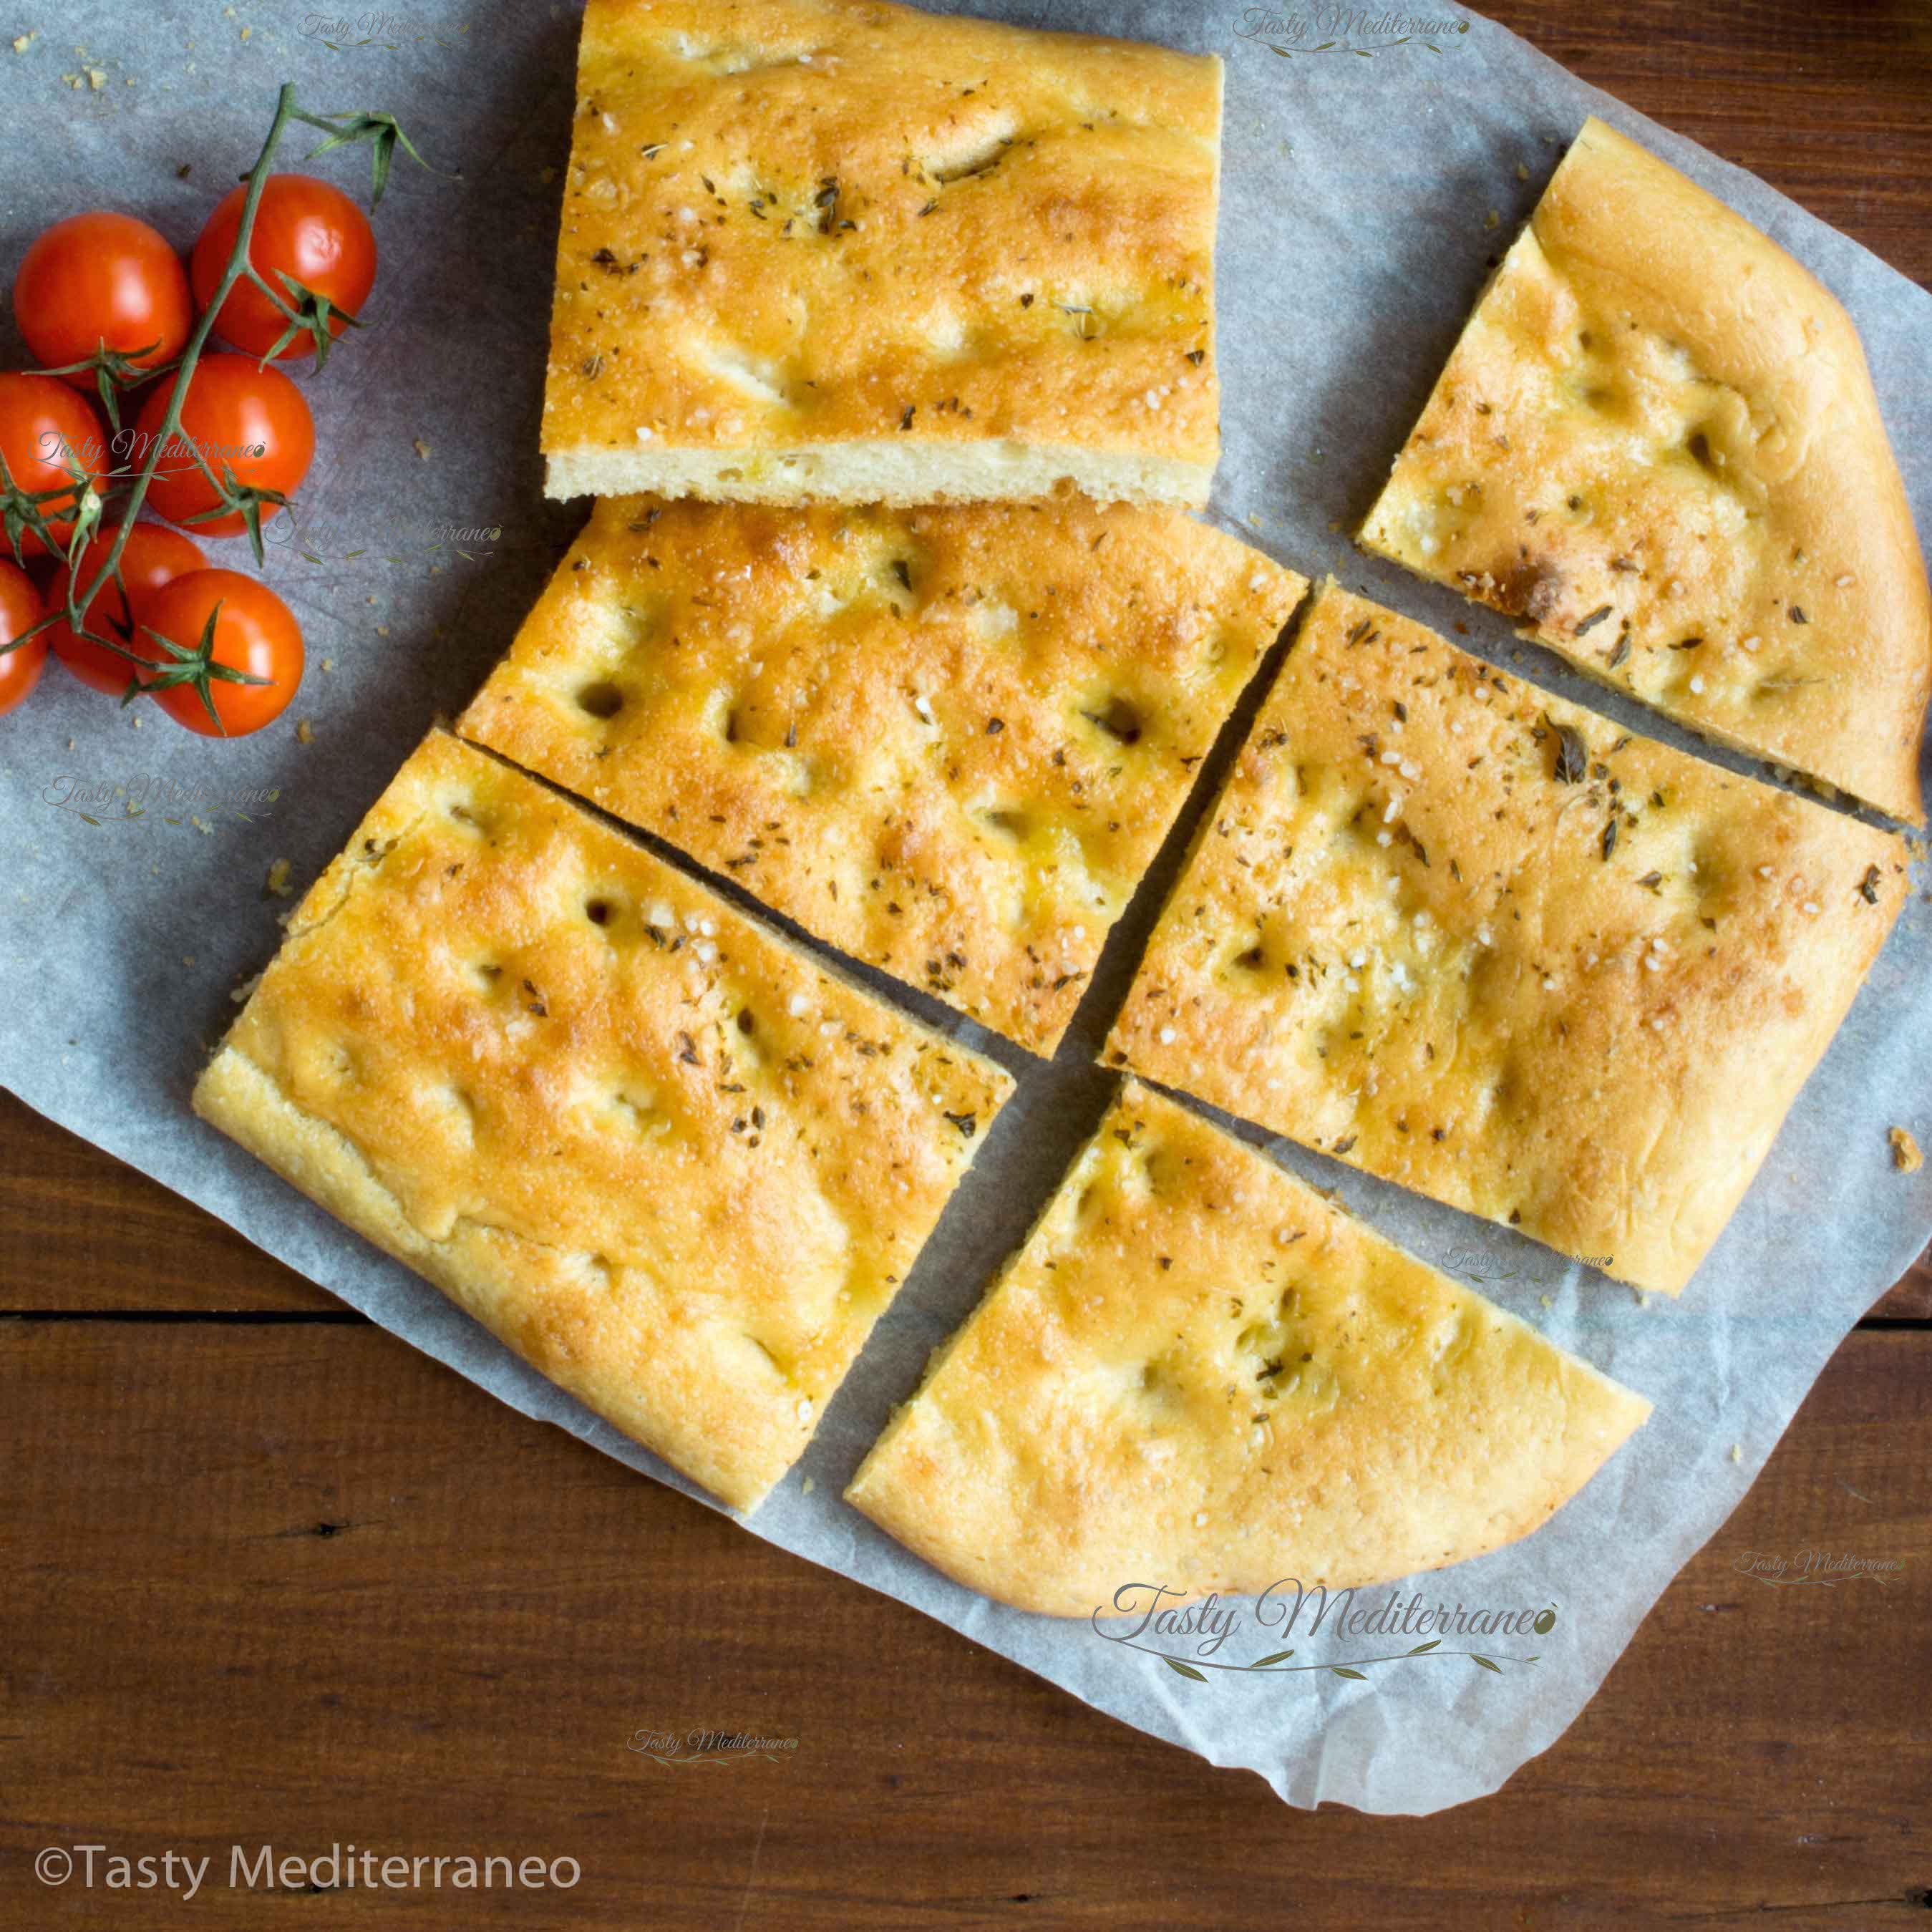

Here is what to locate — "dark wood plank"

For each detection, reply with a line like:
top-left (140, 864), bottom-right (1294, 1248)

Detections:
top-left (1481, 0), bottom-right (1932, 293)
top-left (0, 1088), bottom-right (339, 1314)
top-left (3, 1321), bottom-right (1927, 1926)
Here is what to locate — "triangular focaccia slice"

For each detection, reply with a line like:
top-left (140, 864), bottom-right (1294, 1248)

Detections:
top-left (847, 1082), bottom-right (1650, 1617)
top-left (460, 495), bottom-right (1306, 1054)
top-left (1361, 116), bottom-right (1932, 823)
top-left (543, 0), bottom-right (1221, 507)
top-left (194, 731), bottom-right (1012, 1513)
top-left (1107, 583), bottom-right (1909, 1296)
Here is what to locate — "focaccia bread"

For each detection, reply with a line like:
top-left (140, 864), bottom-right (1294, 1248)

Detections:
top-left (459, 495), bottom-right (1306, 1054)
top-left (847, 1080), bottom-right (1650, 1616)
top-left (193, 730), bottom-right (1012, 1512)
top-left (1107, 583), bottom-right (1909, 1296)
top-left (1361, 117), bottom-right (1932, 823)
top-left (543, 0), bottom-right (1221, 506)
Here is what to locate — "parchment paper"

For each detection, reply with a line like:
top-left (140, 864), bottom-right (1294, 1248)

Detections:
top-left (3, 1), bottom-right (1928, 1816)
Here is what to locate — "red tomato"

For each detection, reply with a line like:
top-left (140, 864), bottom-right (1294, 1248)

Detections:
top-left (0, 559), bottom-right (45, 715)
top-left (131, 355), bottom-right (314, 538)
top-left (191, 174), bottom-right (377, 361)
top-left (13, 212), bottom-right (193, 385)
top-left (0, 373), bottom-right (108, 557)
top-left (140, 568), bottom-right (304, 737)
top-left (47, 523), bottom-right (209, 694)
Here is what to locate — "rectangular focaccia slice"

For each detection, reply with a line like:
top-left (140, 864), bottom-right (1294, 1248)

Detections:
top-left (459, 495), bottom-right (1306, 1055)
top-left (848, 1079), bottom-right (1650, 1617)
top-left (543, 0), bottom-right (1221, 506)
top-left (193, 730), bottom-right (1012, 1512)
top-left (1361, 116), bottom-right (1932, 822)
top-left (1107, 583), bottom-right (1909, 1296)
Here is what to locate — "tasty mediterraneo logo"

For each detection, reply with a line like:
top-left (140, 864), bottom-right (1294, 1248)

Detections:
top-left (1235, 6), bottom-right (1470, 57)
top-left (1094, 1581), bottom-right (1554, 1686)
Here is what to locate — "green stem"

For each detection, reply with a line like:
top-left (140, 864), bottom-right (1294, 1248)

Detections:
top-left (67, 82), bottom-right (306, 668)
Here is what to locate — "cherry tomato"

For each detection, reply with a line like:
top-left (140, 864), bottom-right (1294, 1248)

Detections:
top-left (191, 174), bottom-right (377, 361)
top-left (47, 523), bottom-right (209, 694)
top-left (131, 355), bottom-right (314, 538)
top-left (0, 560), bottom-right (46, 715)
top-left (13, 212), bottom-right (193, 385)
top-left (140, 568), bottom-right (304, 737)
top-left (0, 373), bottom-right (108, 557)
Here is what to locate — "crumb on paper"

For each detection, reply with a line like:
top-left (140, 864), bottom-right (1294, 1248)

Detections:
top-left (320, 656), bottom-right (335, 672)
top-left (11, 31), bottom-right (35, 53)
top-left (239, 24), bottom-right (250, 40)
top-left (1729, 1444), bottom-right (1742, 1464)
top-left (86, 64), bottom-right (104, 87)
top-left (182, 953), bottom-right (195, 967)
top-left (266, 858), bottom-right (293, 898)
top-left (1890, 1127), bottom-right (1923, 1174)
top-left (375, 624), bottom-right (390, 638)
top-left (800, 1476), bottom-right (815, 1495)
top-left (1538, 1293), bottom-right (1553, 1309)
top-left (230, 970), bottom-right (263, 1005)
top-left (1483, 208), bottom-right (1500, 230)
top-left (413, 437), bottom-right (431, 460)
top-left (294, 717), bottom-right (314, 745)
top-left (1515, 160), bottom-right (1528, 180)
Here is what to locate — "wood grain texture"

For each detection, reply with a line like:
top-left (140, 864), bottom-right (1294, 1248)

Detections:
top-left (1483, 0), bottom-right (1932, 293)
top-left (2, 1322), bottom-right (1926, 1928)
top-left (0, 1089), bottom-right (339, 1314)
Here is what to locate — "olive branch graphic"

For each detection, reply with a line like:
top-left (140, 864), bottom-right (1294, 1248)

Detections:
top-left (634, 1748), bottom-right (790, 1767)
top-left (1739, 1572), bottom-right (1892, 1590)
top-left (1265, 24), bottom-right (1469, 58)
top-left (1122, 1636), bottom-right (1540, 1685)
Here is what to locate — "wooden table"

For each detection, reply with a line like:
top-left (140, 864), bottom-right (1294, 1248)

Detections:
top-left (6, 2), bottom-right (1931, 1923)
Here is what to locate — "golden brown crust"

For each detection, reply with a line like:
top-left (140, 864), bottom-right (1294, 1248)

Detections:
top-left (458, 495), bottom-right (1306, 1054)
top-left (1361, 116), bottom-right (1932, 822)
top-left (846, 1080), bottom-right (1650, 1617)
top-left (543, 0), bottom-right (1221, 504)
top-left (1107, 583), bottom-right (1909, 1296)
top-left (193, 730), bottom-right (1012, 1512)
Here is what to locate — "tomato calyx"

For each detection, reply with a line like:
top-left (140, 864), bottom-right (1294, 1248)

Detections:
top-left (300, 109), bottom-right (437, 207)
top-left (0, 445), bottom-right (102, 566)
top-left (134, 601), bottom-right (271, 731)
top-left (27, 340), bottom-right (176, 432)
top-left (168, 455), bottom-right (291, 563)
top-left (248, 269), bottom-right (364, 369)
